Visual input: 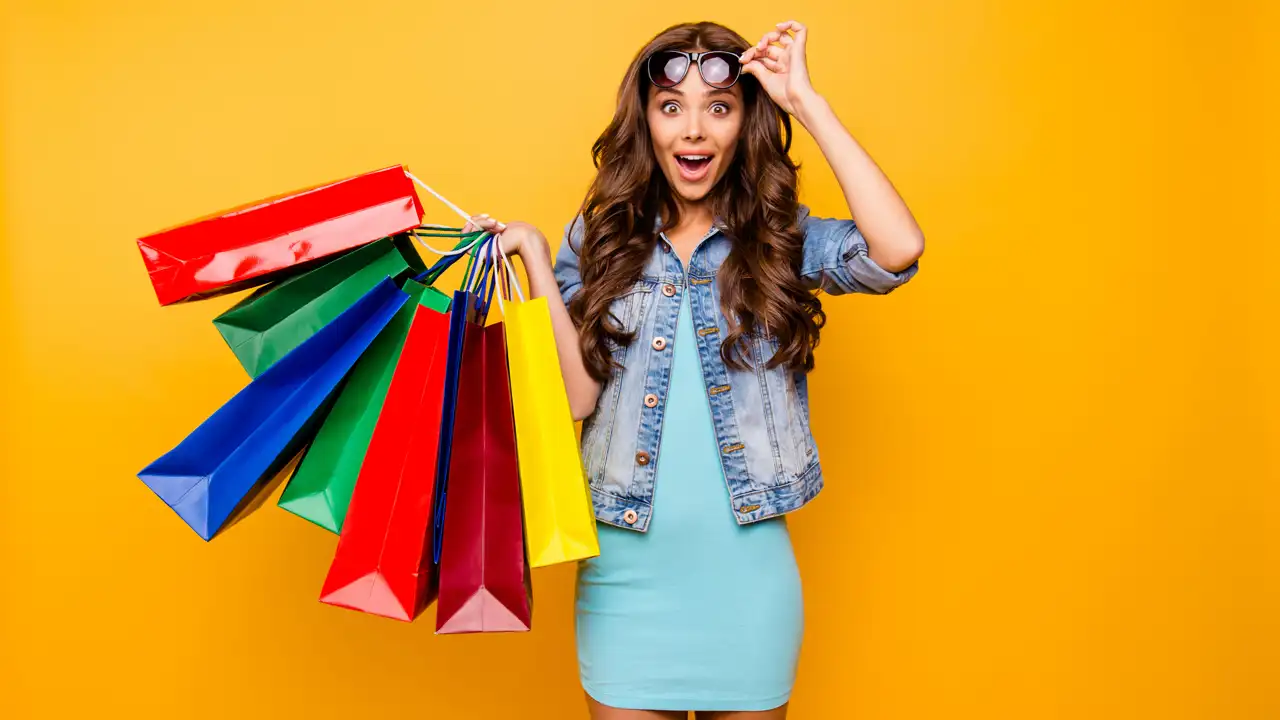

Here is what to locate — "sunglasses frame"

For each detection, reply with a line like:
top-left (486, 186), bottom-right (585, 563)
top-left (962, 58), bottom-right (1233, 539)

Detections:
top-left (645, 50), bottom-right (743, 90)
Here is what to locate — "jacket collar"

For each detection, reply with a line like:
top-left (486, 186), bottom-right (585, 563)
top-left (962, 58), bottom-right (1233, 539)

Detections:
top-left (652, 213), bottom-right (728, 234)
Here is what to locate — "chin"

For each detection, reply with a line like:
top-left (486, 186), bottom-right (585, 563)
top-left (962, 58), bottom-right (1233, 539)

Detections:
top-left (664, 165), bottom-right (721, 205)
top-left (673, 185), bottom-right (712, 203)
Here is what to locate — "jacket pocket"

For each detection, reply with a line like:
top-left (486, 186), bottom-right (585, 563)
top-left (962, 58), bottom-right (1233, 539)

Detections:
top-left (604, 281), bottom-right (654, 361)
top-left (752, 331), bottom-right (811, 475)
top-left (786, 370), bottom-right (816, 463)
top-left (580, 411), bottom-right (610, 487)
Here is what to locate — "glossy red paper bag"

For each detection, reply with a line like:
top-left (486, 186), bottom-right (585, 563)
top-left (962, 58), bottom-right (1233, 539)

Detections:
top-left (318, 304), bottom-right (450, 621)
top-left (434, 316), bottom-right (532, 634)
top-left (137, 166), bottom-right (424, 306)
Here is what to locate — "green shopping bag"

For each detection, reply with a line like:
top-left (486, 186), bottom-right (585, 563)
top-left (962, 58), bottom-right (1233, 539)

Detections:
top-left (276, 230), bottom-right (486, 533)
top-left (213, 234), bottom-right (427, 377)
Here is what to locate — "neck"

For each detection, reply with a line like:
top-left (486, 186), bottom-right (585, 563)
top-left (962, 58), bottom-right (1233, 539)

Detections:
top-left (672, 197), bottom-right (715, 233)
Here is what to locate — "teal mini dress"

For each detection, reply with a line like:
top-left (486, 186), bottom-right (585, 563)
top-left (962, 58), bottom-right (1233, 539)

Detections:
top-left (574, 294), bottom-right (805, 712)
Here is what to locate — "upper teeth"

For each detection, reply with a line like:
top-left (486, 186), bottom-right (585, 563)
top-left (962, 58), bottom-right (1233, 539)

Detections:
top-left (680, 155), bottom-right (709, 160)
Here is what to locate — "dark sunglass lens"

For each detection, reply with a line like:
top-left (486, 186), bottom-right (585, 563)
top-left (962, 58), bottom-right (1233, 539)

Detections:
top-left (649, 51), bottom-right (689, 87)
top-left (699, 53), bottom-right (740, 88)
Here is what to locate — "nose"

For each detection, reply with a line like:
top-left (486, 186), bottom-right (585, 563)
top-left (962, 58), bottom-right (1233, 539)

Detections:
top-left (681, 111), bottom-right (705, 143)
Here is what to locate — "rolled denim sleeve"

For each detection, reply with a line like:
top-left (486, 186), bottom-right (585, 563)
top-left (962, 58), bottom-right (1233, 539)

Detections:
top-left (798, 205), bottom-right (919, 295)
top-left (553, 214), bottom-right (586, 305)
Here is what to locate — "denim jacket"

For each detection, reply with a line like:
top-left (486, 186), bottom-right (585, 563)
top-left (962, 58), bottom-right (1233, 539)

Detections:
top-left (553, 206), bottom-right (918, 531)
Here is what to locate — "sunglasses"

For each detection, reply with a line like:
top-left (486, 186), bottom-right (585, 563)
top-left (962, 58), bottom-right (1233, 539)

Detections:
top-left (646, 50), bottom-right (743, 90)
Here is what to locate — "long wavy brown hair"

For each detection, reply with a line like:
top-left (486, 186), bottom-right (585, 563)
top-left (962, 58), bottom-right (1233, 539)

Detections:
top-left (569, 21), bottom-right (825, 382)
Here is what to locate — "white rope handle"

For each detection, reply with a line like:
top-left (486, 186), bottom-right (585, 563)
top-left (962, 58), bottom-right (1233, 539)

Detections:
top-left (494, 231), bottom-right (526, 303)
top-left (490, 236), bottom-right (505, 316)
top-left (488, 230), bottom-right (527, 318)
top-left (418, 232), bottom-right (486, 257)
top-left (404, 170), bottom-right (470, 222)
top-left (404, 170), bottom-right (486, 256)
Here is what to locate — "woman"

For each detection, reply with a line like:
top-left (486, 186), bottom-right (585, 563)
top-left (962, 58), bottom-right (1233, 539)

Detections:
top-left (464, 19), bottom-right (923, 720)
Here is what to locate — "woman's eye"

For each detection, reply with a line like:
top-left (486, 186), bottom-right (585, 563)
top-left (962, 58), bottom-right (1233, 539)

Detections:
top-left (710, 103), bottom-right (730, 115)
top-left (662, 101), bottom-right (680, 114)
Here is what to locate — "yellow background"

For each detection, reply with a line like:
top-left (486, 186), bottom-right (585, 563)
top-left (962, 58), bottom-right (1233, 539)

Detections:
top-left (2, 1), bottom-right (1276, 718)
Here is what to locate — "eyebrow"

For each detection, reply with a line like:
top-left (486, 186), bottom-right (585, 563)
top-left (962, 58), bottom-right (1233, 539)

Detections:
top-left (657, 87), bottom-right (737, 99)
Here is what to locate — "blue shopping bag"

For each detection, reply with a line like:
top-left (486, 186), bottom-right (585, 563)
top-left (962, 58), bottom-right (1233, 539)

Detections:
top-left (430, 235), bottom-right (499, 565)
top-left (138, 277), bottom-right (410, 540)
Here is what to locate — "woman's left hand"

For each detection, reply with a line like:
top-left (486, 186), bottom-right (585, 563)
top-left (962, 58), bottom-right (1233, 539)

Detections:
top-left (740, 20), bottom-right (820, 118)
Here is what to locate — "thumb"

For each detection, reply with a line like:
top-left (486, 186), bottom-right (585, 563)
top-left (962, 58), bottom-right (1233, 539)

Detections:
top-left (741, 59), bottom-right (772, 81)
top-left (789, 22), bottom-right (809, 74)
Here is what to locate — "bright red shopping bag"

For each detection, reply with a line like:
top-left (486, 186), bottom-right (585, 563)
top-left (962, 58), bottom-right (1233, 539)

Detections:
top-left (434, 241), bottom-right (532, 634)
top-left (137, 166), bottom-right (424, 306)
top-left (317, 303), bottom-right (451, 621)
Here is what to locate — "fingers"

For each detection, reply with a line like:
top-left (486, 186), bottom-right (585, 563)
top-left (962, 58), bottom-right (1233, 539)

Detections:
top-left (776, 20), bottom-right (807, 36)
top-left (778, 20), bottom-right (807, 56)
top-left (746, 22), bottom-right (802, 62)
top-left (760, 57), bottom-right (785, 74)
top-left (741, 59), bottom-right (775, 79)
top-left (468, 213), bottom-right (506, 233)
top-left (754, 30), bottom-right (782, 51)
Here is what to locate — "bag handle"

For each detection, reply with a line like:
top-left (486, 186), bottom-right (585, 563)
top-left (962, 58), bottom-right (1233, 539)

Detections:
top-left (403, 170), bottom-right (487, 257)
top-left (468, 236), bottom-right (500, 321)
top-left (411, 231), bottom-right (487, 285)
top-left (488, 231), bottom-right (525, 317)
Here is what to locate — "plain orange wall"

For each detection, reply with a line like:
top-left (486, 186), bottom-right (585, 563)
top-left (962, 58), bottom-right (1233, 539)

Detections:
top-left (2, 1), bottom-right (1277, 718)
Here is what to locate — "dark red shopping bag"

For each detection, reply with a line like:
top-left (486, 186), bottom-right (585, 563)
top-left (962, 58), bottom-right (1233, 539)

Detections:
top-left (435, 243), bottom-right (532, 634)
top-left (318, 303), bottom-right (451, 621)
top-left (137, 165), bottom-right (424, 306)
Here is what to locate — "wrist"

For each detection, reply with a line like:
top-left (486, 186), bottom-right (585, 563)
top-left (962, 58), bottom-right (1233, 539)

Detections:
top-left (791, 90), bottom-right (829, 127)
top-left (519, 234), bottom-right (553, 269)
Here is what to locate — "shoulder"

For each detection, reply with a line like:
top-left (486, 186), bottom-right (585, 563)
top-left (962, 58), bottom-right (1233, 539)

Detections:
top-left (554, 214), bottom-right (587, 277)
top-left (561, 213), bottom-right (586, 255)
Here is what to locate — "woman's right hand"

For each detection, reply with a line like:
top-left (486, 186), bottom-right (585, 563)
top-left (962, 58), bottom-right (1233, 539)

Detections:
top-left (461, 214), bottom-right (551, 265)
top-left (461, 213), bottom-right (600, 419)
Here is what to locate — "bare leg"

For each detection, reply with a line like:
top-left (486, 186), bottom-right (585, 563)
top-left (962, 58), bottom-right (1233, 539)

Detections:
top-left (696, 705), bottom-right (789, 720)
top-left (586, 693), bottom-right (688, 720)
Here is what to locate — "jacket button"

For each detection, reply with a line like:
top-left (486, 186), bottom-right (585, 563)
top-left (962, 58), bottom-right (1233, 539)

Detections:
top-left (652, 336), bottom-right (667, 351)
top-left (623, 509), bottom-right (639, 524)
top-left (661, 244), bottom-right (671, 253)
top-left (635, 451), bottom-right (651, 466)
top-left (662, 284), bottom-right (676, 297)
top-left (643, 393), bottom-right (658, 408)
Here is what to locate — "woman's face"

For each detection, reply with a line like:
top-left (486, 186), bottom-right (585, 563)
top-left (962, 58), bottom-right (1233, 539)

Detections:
top-left (646, 57), bottom-right (744, 206)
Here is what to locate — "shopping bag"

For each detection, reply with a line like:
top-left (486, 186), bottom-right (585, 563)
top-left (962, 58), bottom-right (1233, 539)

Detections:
top-left (427, 247), bottom-right (491, 566)
top-left (435, 238), bottom-right (532, 634)
top-left (137, 165), bottom-right (424, 306)
top-left (494, 243), bottom-right (600, 567)
top-left (277, 232), bottom-right (480, 533)
top-left (213, 234), bottom-right (428, 377)
top-left (318, 237), bottom-right (489, 621)
top-left (137, 278), bottom-right (409, 540)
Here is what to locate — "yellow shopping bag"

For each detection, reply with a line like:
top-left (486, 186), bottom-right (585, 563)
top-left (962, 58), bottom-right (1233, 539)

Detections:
top-left (490, 240), bottom-right (600, 568)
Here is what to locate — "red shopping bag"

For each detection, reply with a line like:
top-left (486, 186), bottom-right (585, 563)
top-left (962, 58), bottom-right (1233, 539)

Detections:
top-left (318, 303), bottom-right (451, 621)
top-left (137, 166), bottom-right (424, 305)
top-left (435, 241), bottom-right (532, 634)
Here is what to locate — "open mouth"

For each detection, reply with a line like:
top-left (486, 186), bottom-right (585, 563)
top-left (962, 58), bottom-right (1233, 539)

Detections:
top-left (675, 153), bottom-right (714, 181)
